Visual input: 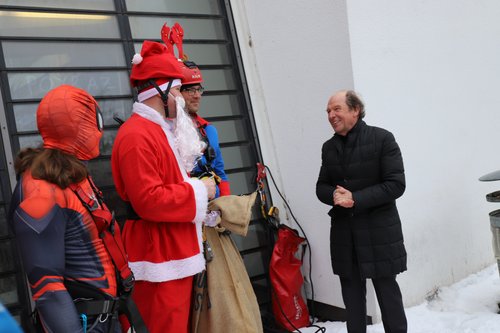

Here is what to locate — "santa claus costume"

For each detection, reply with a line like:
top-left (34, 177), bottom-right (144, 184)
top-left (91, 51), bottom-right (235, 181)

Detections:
top-left (111, 40), bottom-right (208, 333)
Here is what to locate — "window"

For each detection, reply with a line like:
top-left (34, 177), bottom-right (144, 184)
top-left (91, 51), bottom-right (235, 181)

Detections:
top-left (0, 0), bottom-right (272, 326)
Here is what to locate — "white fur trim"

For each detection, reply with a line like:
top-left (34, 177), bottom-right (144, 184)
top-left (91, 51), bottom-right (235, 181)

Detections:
top-left (137, 79), bottom-right (181, 103)
top-left (131, 53), bottom-right (143, 65)
top-left (171, 79), bottom-right (181, 88)
top-left (133, 103), bottom-right (191, 180)
top-left (185, 177), bottom-right (207, 257)
top-left (132, 102), bottom-right (165, 124)
top-left (137, 81), bottom-right (169, 103)
top-left (186, 178), bottom-right (208, 224)
top-left (129, 253), bottom-right (205, 282)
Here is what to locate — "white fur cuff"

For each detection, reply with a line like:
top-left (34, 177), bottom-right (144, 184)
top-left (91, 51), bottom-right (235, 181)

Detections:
top-left (186, 178), bottom-right (208, 224)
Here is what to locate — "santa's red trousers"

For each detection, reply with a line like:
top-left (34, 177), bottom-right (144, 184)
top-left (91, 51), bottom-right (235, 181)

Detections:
top-left (122, 276), bottom-right (194, 333)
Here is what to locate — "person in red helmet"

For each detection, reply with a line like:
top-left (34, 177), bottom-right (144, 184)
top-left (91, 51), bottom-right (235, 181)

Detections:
top-left (111, 40), bottom-right (216, 333)
top-left (8, 84), bottom-right (123, 332)
top-left (180, 60), bottom-right (231, 197)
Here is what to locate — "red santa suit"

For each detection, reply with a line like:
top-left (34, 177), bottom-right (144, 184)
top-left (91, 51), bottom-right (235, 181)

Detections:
top-left (111, 101), bottom-right (208, 333)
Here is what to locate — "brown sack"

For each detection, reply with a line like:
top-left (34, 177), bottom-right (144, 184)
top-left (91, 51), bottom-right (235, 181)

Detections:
top-left (192, 192), bottom-right (262, 333)
top-left (207, 192), bottom-right (258, 236)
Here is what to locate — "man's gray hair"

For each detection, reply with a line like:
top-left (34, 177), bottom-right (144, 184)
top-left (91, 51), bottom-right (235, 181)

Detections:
top-left (345, 90), bottom-right (365, 119)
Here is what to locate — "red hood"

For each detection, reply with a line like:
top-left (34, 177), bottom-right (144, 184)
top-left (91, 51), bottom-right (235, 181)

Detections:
top-left (37, 85), bottom-right (102, 160)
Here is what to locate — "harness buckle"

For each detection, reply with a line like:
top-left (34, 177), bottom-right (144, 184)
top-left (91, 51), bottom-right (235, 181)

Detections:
top-left (122, 274), bottom-right (135, 293)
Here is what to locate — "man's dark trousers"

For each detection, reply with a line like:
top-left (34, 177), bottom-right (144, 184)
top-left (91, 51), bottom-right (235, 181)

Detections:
top-left (339, 260), bottom-right (407, 333)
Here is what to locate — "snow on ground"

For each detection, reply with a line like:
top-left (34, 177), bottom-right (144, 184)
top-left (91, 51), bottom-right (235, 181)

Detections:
top-left (297, 264), bottom-right (500, 333)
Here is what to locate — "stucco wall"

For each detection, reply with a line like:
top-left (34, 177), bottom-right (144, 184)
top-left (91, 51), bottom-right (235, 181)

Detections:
top-left (230, 0), bottom-right (360, 314)
top-left (231, 0), bottom-right (500, 318)
top-left (346, 0), bottom-right (500, 306)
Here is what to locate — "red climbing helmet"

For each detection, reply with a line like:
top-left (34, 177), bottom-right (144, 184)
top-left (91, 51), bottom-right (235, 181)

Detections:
top-left (180, 60), bottom-right (203, 85)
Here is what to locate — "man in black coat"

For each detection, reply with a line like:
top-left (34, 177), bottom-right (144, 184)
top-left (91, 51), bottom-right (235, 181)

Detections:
top-left (316, 90), bottom-right (407, 333)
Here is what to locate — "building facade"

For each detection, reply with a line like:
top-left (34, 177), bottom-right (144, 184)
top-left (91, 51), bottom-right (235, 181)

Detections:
top-left (0, 0), bottom-right (275, 326)
top-left (2, 0), bottom-right (500, 328)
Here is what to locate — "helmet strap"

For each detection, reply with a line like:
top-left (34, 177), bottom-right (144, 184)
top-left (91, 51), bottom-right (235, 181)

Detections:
top-left (148, 79), bottom-right (173, 116)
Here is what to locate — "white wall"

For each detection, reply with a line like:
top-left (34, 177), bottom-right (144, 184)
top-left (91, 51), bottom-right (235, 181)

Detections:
top-left (346, 0), bottom-right (500, 306)
top-left (231, 0), bottom-right (500, 318)
top-left (230, 0), bottom-right (360, 314)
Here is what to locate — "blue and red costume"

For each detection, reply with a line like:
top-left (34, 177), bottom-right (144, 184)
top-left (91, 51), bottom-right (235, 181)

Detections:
top-left (10, 173), bottom-right (119, 332)
top-left (191, 114), bottom-right (230, 197)
top-left (8, 84), bottom-right (127, 332)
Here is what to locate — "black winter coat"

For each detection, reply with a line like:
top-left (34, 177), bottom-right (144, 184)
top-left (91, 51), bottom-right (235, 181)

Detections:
top-left (316, 120), bottom-right (407, 279)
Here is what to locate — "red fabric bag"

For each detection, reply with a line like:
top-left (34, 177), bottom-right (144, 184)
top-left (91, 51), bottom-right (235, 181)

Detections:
top-left (269, 225), bottom-right (310, 331)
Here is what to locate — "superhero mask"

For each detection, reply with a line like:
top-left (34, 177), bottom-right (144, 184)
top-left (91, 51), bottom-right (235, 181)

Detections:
top-left (37, 84), bottom-right (103, 160)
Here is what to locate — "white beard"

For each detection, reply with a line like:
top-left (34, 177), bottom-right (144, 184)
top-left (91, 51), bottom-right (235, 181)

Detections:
top-left (173, 96), bottom-right (206, 172)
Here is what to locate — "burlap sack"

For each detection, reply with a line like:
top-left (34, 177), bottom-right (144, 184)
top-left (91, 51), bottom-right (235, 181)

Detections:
top-left (191, 191), bottom-right (262, 333)
top-left (207, 192), bottom-right (258, 236)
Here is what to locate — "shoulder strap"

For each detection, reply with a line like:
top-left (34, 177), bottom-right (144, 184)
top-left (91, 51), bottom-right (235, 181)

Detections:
top-left (69, 177), bottom-right (134, 292)
top-left (194, 120), bottom-right (216, 166)
top-left (69, 178), bottom-right (149, 333)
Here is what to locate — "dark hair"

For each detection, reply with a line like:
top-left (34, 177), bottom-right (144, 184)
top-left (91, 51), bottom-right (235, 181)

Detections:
top-left (345, 90), bottom-right (365, 119)
top-left (14, 148), bottom-right (88, 189)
